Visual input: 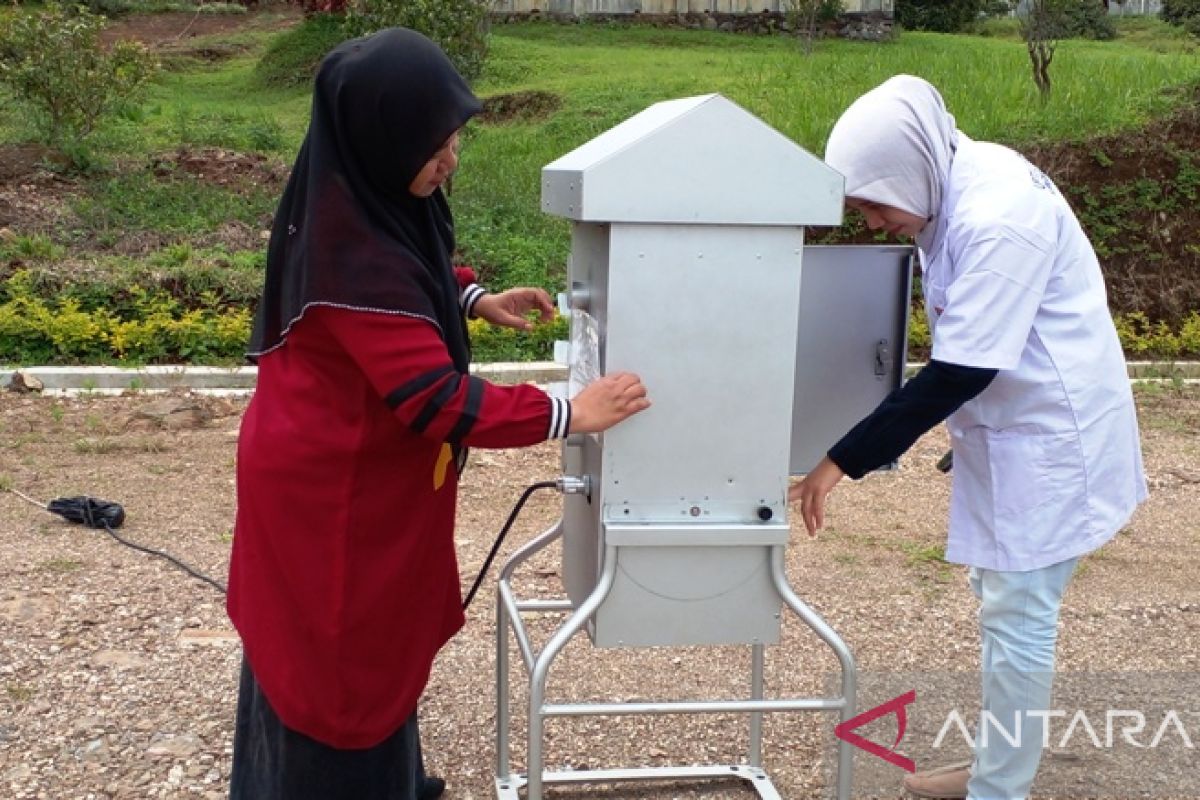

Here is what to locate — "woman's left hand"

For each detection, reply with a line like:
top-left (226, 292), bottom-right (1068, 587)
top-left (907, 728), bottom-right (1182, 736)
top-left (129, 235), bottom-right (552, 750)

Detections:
top-left (473, 288), bottom-right (555, 331)
top-left (788, 456), bottom-right (846, 537)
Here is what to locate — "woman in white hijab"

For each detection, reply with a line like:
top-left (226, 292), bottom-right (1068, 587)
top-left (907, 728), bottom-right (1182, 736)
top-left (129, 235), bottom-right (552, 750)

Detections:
top-left (791, 75), bottom-right (1146, 800)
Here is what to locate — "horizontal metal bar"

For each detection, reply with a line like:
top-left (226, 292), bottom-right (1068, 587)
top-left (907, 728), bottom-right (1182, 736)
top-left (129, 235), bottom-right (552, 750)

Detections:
top-left (542, 697), bottom-right (846, 717)
top-left (494, 762), bottom-right (777, 786)
top-left (515, 599), bottom-right (573, 612)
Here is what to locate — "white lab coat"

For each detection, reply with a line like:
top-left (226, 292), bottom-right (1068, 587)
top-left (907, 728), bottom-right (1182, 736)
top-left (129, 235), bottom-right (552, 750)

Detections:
top-left (920, 135), bottom-right (1148, 571)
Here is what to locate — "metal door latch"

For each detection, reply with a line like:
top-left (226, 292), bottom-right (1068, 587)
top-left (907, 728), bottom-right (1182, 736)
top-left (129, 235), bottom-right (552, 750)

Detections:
top-left (874, 339), bottom-right (890, 377)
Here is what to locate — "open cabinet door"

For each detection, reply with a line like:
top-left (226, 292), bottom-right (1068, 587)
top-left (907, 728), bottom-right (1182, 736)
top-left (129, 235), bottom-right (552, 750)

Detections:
top-left (790, 245), bottom-right (915, 475)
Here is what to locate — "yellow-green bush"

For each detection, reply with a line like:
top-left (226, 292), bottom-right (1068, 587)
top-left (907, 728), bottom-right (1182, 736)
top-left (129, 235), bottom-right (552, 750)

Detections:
top-left (0, 270), bottom-right (251, 364)
top-left (2, 269), bottom-right (1198, 366)
top-left (466, 316), bottom-right (567, 363)
top-left (1114, 310), bottom-right (1200, 358)
top-left (908, 306), bottom-right (931, 354)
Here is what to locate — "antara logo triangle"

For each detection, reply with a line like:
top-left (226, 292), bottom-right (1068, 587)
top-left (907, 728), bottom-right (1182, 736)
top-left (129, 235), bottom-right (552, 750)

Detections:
top-left (833, 690), bottom-right (917, 772)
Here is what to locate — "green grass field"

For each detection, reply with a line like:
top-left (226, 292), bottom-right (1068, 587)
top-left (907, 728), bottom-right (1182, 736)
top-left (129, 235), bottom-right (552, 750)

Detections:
top-left (1, 12), bottom-right (1199, 363)
top-left (455, 22), bottom-right (1200, 285)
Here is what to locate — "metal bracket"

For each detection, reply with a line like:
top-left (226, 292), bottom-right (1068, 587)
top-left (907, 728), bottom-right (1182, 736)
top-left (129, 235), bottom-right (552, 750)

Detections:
top-left (874, 338), bottom-right (890, 377)
top-left (494, 520), bottom-right (857, 800)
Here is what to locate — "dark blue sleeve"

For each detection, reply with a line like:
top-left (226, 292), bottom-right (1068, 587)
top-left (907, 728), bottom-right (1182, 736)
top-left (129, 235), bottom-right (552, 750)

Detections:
top-left (826, 360), bottom-right (998, 480)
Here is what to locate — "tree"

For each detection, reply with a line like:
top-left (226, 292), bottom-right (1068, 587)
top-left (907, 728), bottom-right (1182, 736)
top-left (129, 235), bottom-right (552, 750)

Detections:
top-left (784, 0), bottom-right (844, 55)
top-left (1020, 0), bottom-right (1068, 98)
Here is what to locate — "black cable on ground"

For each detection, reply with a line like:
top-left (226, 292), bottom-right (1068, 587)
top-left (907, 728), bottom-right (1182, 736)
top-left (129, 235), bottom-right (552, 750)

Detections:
top-left (96, 518), bottom-right (227, 594)
top-left (462, 480), bottom-right (558, 611)
top-left (11, 478), bottom-right (561, 605)
top-left (6, 488), bottom-right (227, 594)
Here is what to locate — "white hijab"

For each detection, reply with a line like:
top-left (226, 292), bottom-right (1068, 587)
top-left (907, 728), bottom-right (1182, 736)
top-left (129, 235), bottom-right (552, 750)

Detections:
top-left (824, 75), bottom-right (959, 251)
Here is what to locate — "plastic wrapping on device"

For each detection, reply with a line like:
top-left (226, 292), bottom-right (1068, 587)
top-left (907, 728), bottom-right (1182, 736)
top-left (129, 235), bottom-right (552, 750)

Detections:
top-left (569, 309), bottom-right (601, 398)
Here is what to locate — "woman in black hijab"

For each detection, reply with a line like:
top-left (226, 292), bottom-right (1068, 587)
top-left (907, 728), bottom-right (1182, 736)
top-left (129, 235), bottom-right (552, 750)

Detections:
top-left (227, 27), bottom-right (649, 800)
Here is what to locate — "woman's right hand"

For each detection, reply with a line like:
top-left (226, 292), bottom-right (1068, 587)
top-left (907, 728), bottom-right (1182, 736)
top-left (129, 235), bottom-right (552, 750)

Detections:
top-left (569, 372), bottom-right (650, 433)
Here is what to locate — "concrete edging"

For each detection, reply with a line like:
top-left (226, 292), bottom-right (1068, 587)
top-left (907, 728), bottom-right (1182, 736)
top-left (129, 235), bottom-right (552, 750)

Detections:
top-left (2, 361), bottom-right (1199, 394)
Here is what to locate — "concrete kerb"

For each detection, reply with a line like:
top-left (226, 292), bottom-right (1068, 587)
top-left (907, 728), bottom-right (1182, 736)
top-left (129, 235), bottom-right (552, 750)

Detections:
top-left (2, 361), bottom-right (1199, 396)
top-left (0, 363), bottom-right (568, 396)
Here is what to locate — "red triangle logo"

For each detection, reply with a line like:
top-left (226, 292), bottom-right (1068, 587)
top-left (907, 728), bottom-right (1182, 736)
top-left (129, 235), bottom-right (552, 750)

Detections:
top-left (834, 690), bottom-right (917, 772)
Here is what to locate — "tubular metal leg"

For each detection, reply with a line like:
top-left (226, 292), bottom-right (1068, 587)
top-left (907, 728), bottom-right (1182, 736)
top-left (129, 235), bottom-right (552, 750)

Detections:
top-left (750, 643), bottom-right (765, 768)
top-left (496, 583), bottom-right (511, 779)
top-left (770, 545), bottom-right (857, 800)
top-left (525, 544), bottom-right (619, 800)
top-left (494, 520), bottom-right (564, 791)
top-left (496, 535), bottom-right (857, 800)
top-left (499, 520), bottom-right (565, 585)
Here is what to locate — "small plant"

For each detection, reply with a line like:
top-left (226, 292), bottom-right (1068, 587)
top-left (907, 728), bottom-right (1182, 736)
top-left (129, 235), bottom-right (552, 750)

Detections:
top-left (0, 4), bottom-right (158, 148)
top-left (5, 683), bottom-right (36, 702)
top-left (245, 116), bottom-right (285, 152)
top-left (74, 437), bottom-right (117, 454)
top-left (150, 243), bottom-right (195, 270)
top-left (900, 541), bottom-right (947, 566)
top-left (10, 233), bottom-right (65, 261)
top-left (39, 557), bottom-right (84, 573)
top-left (197, 3), bottom-right (249, 15)
top-left (784, 0), bottom-right (845, 55)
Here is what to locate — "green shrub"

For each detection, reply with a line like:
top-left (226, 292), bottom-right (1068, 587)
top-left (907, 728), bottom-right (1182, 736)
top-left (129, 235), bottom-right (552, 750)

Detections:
top-left (895, 0), bottom-right (986, 33)
top-left (1062, 0), bottom-right (1116, 40)
top-left (256, 5), bottom-right (493, 91)
top-left (343, 0), bottom-right (490, 83)
top-left (1, 249), bottom-right (266, 314)
top-left (254, 12), bottom-right (346, 88)
top-left (0, 4), bottom-right (158, 146)
top-left (1161, 0), bottom-right (1200, 25)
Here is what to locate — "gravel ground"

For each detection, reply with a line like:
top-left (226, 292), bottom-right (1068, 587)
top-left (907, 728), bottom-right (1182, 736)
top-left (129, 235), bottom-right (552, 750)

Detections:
top-left (1, 387), bottom-right (1197, 800)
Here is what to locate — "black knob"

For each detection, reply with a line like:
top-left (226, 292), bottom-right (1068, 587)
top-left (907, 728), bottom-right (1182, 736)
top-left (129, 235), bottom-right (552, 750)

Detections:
top-left (756, 506), bottom-right (773, 522)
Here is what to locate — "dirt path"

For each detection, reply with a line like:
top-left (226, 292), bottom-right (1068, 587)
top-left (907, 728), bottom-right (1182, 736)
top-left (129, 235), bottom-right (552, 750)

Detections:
top-left (0, 388), bottom-right (1197, 799)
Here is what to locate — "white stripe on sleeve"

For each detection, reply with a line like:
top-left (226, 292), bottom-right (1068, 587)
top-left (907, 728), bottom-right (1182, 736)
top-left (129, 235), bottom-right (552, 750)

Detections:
top-left (461, 284), bottom-right (487, 318)
top-left (547, 396), bottom-right (571, 439)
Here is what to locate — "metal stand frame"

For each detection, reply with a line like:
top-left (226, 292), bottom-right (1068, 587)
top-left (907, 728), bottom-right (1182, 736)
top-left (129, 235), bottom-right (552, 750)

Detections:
top-left (494, 519), bottom-right (857, 800)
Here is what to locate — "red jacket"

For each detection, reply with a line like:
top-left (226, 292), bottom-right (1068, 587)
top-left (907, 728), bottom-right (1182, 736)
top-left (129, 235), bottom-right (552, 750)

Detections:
top-left (228, 299), bottom-right (568, 748)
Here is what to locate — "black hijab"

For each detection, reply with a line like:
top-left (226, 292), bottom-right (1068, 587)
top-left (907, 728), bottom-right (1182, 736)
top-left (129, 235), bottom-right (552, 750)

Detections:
top-left (248, 27), bottom-right (483, 372)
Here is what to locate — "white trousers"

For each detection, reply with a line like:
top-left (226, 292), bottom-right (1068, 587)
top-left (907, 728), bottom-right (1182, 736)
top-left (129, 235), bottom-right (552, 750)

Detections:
top-left (966, 557), bottom-right (1078, 800)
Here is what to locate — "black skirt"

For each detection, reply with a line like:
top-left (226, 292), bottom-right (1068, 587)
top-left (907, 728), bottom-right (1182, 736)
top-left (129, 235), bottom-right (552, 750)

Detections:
top-left (230, 659), bottom-right (429, 800)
